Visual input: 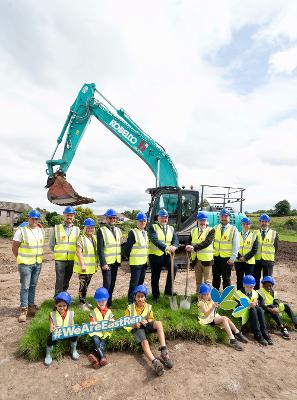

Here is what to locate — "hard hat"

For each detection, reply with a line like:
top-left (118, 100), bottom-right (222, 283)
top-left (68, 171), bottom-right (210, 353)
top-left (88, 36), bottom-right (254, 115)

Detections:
top-left (28, 209), bottom-right (41, 219)
top-left (83, 218), bottom-right (96, 227)
top-left (261, 276), bottom-right (275, 286)
top-left (55, 291), bottom-right (71, 306)
top-left (105, 208), bottom-right (117, 217)
top-left (198, 283), bottom-right (211, 295)
top-left (197, 211), bottom-right (208, 220)
top-left (158, 209), bottom-right (168, 217)
top-left (220, 208), bottom-right (230, 216)
top-left (241, 217), bottom-right (252, 224)
top-left (259, 213), bottom-right (270, 222)
top-left (94, 287), bottom-right (110, 301)
top-left (243, 275), bottom-right (256, 287)
top-left (136, 212), bottom-right (147, 221)
top-left (133, 284), bottom-right (149, 297)
top-left (19, 222), bottom-right (29, 227)
top-left (63, 206), bottom-right (76, 214)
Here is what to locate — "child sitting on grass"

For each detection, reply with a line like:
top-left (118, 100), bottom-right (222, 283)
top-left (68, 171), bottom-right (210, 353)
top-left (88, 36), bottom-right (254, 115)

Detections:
top-left (44, 291), bottom-right (79, 366)
top-left (198, 283), bottom-right (247, 351)
top-left (124, 284), bottom-right (173, 376)
top-left (88, 287), bottom-right (114, 368)
top-left (234, 275), bottom-right (273, 346)
top-left (258, 276), bottom-right (297, 340)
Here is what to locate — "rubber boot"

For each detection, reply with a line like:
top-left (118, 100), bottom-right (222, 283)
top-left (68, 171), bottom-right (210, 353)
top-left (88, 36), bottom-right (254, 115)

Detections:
top-left (18, 308), bottom-right (27, 323)
top-left (70, 341), bottom-right (79, 360)
top-left (44, 346), bottom-right (53, 367)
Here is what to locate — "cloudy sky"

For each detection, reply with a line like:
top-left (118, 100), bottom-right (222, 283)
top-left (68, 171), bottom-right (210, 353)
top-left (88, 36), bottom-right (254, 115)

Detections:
top-left (1, 0), bottom-right (297, 215)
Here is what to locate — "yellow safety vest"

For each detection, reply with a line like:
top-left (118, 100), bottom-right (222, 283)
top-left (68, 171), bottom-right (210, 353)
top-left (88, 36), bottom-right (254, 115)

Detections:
top-left (125, 303), bottom-right (152, 332)
top-left (54, 224), bottom-right (80, 261)
top-left (234, 289), bottom-right (258, 302)
top-left (197, 299), bottom-right (215, 325)
top-left (213, 224), bottom-right (236, 258)
top-left (257, 288), bottom-right (285, 311)
top-left (89, 307), bottom-right (113, 339)
top-left (73, 234), bottom-right (98, 274)
top-left (100, 226), bottom-right (122, 264)
top-left (17, 226), bottom-right (45, 265)
top-left (148, 224), bottom-right (174, 256)
top-left (255, 230), bottom-right (276, 261)
top-left (236, 231), bottom-right (257, 265)
top-left (50, 310), bottom-right (74, 328)
top-left (129, 228), bottom-right (148, 266)
top-left (191, 226), bottom-right (214, 262)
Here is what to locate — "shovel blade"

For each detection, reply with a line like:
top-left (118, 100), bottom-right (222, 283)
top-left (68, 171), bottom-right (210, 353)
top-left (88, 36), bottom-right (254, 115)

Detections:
top-left (180, 297), bottom-right (191, 310)
top-left (169, 296), bottom-right (179, 310)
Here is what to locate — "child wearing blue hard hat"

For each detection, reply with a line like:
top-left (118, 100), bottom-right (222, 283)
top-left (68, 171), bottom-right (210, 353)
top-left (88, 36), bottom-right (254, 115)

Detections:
top-left (44, 291), bottom-right (79, 366)
top-left (88, 287), bottom-right (114, 368)
top-left (124, 284), bottom-right (173, 376)
top-left (258, 276), bottom-right (297, 340)
top-left (234, 275), bottom-right (273, 346)
top-left (198, 284), bottom-right (247, 351)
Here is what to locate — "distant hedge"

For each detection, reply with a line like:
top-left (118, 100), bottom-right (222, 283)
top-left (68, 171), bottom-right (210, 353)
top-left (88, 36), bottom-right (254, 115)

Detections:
top-left (0, 224), bottom-right (13, 239)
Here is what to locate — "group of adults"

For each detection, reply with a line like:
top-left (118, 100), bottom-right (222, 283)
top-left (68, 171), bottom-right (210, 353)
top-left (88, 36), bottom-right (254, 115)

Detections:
top-left (11, 205), bottom-right (278, 323)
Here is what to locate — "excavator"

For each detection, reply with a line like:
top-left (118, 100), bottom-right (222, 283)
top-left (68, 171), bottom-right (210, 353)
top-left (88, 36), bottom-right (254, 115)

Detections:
top-left (46, 83), bottom-right (246, 245)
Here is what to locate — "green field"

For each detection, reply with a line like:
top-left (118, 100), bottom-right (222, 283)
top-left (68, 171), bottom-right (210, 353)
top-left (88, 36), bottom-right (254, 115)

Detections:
top-left (248, 215), bottom-right (297, 242)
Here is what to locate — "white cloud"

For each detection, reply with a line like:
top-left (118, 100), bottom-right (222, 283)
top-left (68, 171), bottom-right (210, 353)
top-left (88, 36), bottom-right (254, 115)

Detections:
top-left (269, 46), bottom-right (297, 74)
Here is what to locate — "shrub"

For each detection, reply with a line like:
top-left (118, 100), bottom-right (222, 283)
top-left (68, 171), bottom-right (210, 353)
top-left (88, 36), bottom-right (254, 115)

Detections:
top-left (0, 224), bottom-right (13, 238)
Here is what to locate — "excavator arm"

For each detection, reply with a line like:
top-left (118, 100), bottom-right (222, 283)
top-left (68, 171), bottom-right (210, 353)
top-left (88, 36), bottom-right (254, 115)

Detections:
top-left (46, 83), bottom-right (178, 205)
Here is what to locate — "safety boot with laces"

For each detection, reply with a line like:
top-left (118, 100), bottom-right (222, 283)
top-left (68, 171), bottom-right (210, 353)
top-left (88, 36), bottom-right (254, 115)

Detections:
top-left (159, 346), bottom-right (174, 368)
top-left (18, 308), bottom-right (27, 323)
top-left (152, 358), bottom-right (164, 376)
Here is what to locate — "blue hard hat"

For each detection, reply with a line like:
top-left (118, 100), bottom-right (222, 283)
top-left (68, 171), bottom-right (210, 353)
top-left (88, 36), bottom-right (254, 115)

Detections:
top-left (241, 217), bottom-right (252, 224)
top-left (198, 283), bottom-right (211, 295)
top-left (105, 208), bottom-right (117, 217)
top-left (63, 206), bottom-right (76, 214)
top-left (133, 284), bottom-right (149, 297)
top-left (83, 218), bottom-right (96, 227)
top-left (261, 276), bottom-right (275, 286)
top-left (136, 212), bottom-right (147, 221)
top-left (197, 211), bottom-right (208, 220)
top-left (259, 213), bottom-right (270, 222)
top-left (158, 209), bottom-right (168, 217)
top-left (55, 291), bottom-right (71, 306)
top-left (28, 209), bottom-right (41, 219)
top-left (19, 222), bottom-right (29, 227)
top-left (243, 274), bottom-right (256, 287)
top-left (220, 208), bottom-right (230, 216)
top-left (94, 287), bottom-right (110, 301)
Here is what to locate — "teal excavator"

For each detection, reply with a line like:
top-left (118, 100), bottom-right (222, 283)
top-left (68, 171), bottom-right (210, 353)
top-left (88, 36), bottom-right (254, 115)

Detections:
top-left (46, 83), bottom-right (246, 243)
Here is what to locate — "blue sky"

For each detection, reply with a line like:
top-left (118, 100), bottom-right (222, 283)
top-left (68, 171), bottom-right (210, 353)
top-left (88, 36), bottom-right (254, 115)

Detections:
top-left (0, 0), bottom-right (297, 214)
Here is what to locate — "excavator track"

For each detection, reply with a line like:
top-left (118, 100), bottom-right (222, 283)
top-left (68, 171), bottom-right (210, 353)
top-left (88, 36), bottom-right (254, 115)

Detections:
top-left (46, 174), bottom-right (95, 206)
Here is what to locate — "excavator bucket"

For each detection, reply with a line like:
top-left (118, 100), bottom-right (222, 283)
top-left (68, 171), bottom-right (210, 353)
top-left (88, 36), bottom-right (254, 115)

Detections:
top-left (46, 174), bottom-right (95, 206)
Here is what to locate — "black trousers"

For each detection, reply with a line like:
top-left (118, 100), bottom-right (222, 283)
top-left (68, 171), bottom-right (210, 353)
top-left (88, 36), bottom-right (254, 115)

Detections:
top-left (102, 263), bottom-right (119, 306)
top-left (78, 274), bottom-right (93, 304)
top-left (212, 256), bottom-right (231, 290)
top-left (47, 332), bottom-right (77, 346)
top-left (54, 260), bottom-right (74, 296)
top-left (249, 306), bottom-right (269, 339)
top-left (254, 261), bottom-right (274, 290)
top-left (267, 303), bottom-right (297, 327)
top-left (235, 262), bottom-right (254, 290)
top-left (149, 254), bottom-right (177, 300)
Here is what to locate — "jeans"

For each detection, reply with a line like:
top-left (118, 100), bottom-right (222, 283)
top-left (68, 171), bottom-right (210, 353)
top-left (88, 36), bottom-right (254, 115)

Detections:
top-left (102, 263), bottom-right (119, 306)
top-left (54, 260), bottom-right (74, 295)
top-left (128, 265), bottom-right (147, 304)
top-left (18, 263), bottom-right (42, 308)
top-left (149, 254), bottom-right (177, 300)
top-left (92, 336), bottom-right (106, 359)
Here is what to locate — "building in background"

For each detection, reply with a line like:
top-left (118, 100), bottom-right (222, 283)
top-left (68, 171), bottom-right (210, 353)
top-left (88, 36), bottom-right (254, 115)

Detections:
top-left (0, 202), bottom-right (31, 226)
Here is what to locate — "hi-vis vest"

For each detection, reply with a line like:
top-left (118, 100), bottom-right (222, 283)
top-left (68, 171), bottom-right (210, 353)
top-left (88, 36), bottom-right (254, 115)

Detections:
top-left (17, 226), bottom-right (45, 265)
top-left (257, 288), bottom-right (285, 311)
top-left (54, 224), bottom-right (80, 261)
top-left (73, 234), bottom-right (98, 274)
top-left (213, 224), bottom-right (236, 258)
top-left (236, 231), bottom-right (257, 265)
top-left (50, 310), bottom-right (74, 328)
top-left (255, 229), bottom-right (276, 262)
top-left (197, 299), bottom-right (215, 325)
top-left (234, 289), bottom-right (258, 302)
top-left (129, 228), bottom-right (148, 266)
top-left (148, 224), bottom-right (174, 256)
top-left (125, 303), bottom-right (152, 332)
top-left (191, 226), bottom-right (214, 262)
top-left (89, 307), bottom-right (113, 339)
top-left (100, 226), bottom-right (122, 264)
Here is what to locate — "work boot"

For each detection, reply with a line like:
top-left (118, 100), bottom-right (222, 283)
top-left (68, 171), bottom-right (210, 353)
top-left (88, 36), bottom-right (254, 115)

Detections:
top-left (18, 308), bottom-right (28, 323)
top-left (70, 342), bottom-right (79, 360)
top-left (88, 353), bottom-right (100, 369)
top-left (255, 335), bottom-right (268, 346)
top-left (152, 358), bottom-right (164, 376)
top-left (235, 331), bottom-right (248, 343)
top-left (27, 304), bottom-right (39, 317)
top-left (229, 338), bottom-right (243, 351)
top-left (281, 327), bottom-right (290, 340)
top-left (159, 346), bottom-right (174, 368)
top-left (263, 334), bottom-right (273, 345)
top-left (44, 346), bottom-right (53, 367)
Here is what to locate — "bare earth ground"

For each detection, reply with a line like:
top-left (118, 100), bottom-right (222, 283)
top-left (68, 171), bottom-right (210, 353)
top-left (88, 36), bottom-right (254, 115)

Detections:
top-left (1, 238), bottom-right (297, 400)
